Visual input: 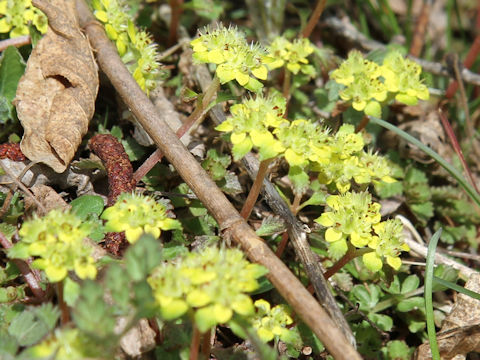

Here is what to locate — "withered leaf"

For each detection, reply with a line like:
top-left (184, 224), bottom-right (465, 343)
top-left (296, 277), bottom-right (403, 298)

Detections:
top-left (13, 0), bottom-right (98, 173)
top-left (416, 273), bottom-right (480, 360)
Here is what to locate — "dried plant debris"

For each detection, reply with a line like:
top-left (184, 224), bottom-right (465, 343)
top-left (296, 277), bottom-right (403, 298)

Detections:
top-left (89, 134), bottom-right (135, 256)
top-left (416, 273), bottom-right (480, 360)
top-left (0, 143), bottom-right (26, 162)
top-left (13, 0), bottom-right (99, 173)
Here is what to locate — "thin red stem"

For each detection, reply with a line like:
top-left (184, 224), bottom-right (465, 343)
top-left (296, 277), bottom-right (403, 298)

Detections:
top-left (437, 107), bottom-right (480, 195)
top-left (201, 328), bottom-right (212, 359)
top-left (240, 158), bottom-right (273, 220)
top-left (57, 281), bottom-right (70, 324)
top-left (275, 231), bottom-right (289, 257)
top-left (133, 77), bottom-right (220, 183)
top-left (189, 325), bottom-right (201, 360)
top-left (301, 0), bottom-right (327, 39)
top-left (323, 247), bottom-right (372, 280)
top-left (168, 0), bottom-right (183, 46)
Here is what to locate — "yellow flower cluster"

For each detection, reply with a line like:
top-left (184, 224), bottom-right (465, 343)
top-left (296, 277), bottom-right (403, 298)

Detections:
top-left (316, 191), bottom-right (409, 272)
top-left (0, 0), bottom-right (47, 37)
top-left (101, 192), bottom-right (181, 244)
top-left (331, 50), bottom-right (429, 117)
top-left (92, 0), bottom-right (162, 94)
top-left (8, 210), bottom-right (97, 282)
top-left (147, 246), bottom-right (267, 332)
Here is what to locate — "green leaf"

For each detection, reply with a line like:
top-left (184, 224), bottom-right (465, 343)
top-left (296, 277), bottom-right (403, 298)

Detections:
top-left (351, 284), bottom-right (381, 311)
top-left (368, 313), bottom-right (393, 332)
top-left (73, 280), bottom-right (116, 338)
top-left (248, 276), bottom-right (274, 295)
top-left (33, 303), bottom-right (60, 330)
top-left (124, 234), bottom-right (163, 281)
top-left (105, 263), bottom-right (131, 312)
top-left (396, 297), bottom-right (424, 312)
top-left (432, 265), bottom-right (459, 291)
top-left (122, 136), bottom-right (147, 161)
top-left (401, 275), bottom-right (420, 294)
top-left (370, 117), bottom-right (480, 208)
top-left (8, 310), bottom-right (49, 346)
top-left (0, 329), bottom-right (18, 355)
top-left (255, 216), bottom-right (285, 237)
top-left (63, 277), bottom-right (81, 307)
top-left (382, 340), bottom-right (412, 360)
top-left (71, 195), bottom-right (105, 219)
top-left (297, 321), bottom-right (325, 354)
top-left (162, 244), bottom-right (188, 260)
top-left (288, 166), bottom-right (309, 194)
top-left (0, 46), bottom-right (25, 123)
top-left (425, 228), bottom-right (442, 360)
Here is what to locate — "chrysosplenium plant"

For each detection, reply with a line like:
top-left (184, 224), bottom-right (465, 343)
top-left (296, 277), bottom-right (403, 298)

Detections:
top-left (331, 50), bottom-right (429, 117)
top-left (216, 94), bottom-right (396, 194)
top-left (190, 24), bottom-right (271, 92)
top-left (267, 36), bottom-right (315, 76)
top-left (316, 191), bottom-right (408, 271)
top-left (8, 209), bottom-right (97, 282)
top-left (101, 192), bottom-right (182, 243)
top-left (147, 246), bottom-right (268, 333)
top-left (0, 0), bottom-right (47, 37)
top-left (92, 0), bottom-right (162, 93)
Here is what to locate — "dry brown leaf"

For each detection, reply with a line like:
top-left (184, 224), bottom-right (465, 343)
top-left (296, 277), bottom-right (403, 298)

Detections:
top-left (13, 0), bottom-right (98, 173)
top-left (415, 273), bottom-right (480, 360)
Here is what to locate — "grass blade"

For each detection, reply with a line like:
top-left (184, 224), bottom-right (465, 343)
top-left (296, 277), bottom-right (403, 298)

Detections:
top-left (369, 116), bottom-right (480, 207)
top-left (433, 276), bottom-right (480, 300)
top-left (425, 228), bottom-right (442, 360)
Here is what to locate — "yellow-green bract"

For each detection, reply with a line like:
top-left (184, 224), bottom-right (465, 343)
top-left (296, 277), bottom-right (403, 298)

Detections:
top-left (92, 0), bottom-right (162, 94)
top-left (316, 191), bottom-right (408, 272)
top-left (101, 192), bottom-right (181, 244)
top-left (330, 50), bottom-right (429, 117)
top-left (0, 0), bottom-right (47, 37)
top-left (190, 24), bottom-right (271, 92)
top-left (147, 246), bottom-right (268, 333)
top-left (8, 209), bottom-right (97, 282)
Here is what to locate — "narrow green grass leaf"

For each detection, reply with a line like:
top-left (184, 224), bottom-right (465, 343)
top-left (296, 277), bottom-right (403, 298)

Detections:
top-left (433, 276), bottom-right (480, 301)
top-left (425, 228), bottom-right (442, 360)
top-left (369, 116), bottom-right (480, 207)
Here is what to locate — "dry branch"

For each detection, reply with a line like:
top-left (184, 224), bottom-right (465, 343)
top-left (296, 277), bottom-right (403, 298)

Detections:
top-left (75, 0), bottom-right (360, 358)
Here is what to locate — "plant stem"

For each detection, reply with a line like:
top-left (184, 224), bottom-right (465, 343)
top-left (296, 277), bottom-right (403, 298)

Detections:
top-left (189, 325), bottom-right (201, 360)
top-left (301, 0), bottom-right (327, 39)
top-left (57, 281), bottom-right (70, 324)
top-left (201, 328), bottom-right (212, 359)
top-left (275, 231), bottom-right (289, 257)
top-left (240, 158), bottom-right (274, 220)
top-left (282, 68), bottom-right (291, 100)
top-left (355, 115), bottom-right (370, 133)
top-left (168, 0), bottom-right (183, 46)
top-left (291, 192), bottom-right (302, 215)
top-left (133, 76), bottom-right (220, 183)
top-left (323, 247), bottom-right (373, 280)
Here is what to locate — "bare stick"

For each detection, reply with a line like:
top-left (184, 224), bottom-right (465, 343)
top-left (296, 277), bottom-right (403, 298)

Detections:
top-left (0, 35), bottom-right (31, 51)
top-left (75, 1), bottom-right (359, 357)
top-left (0, 160), bottom-right (47, 213)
